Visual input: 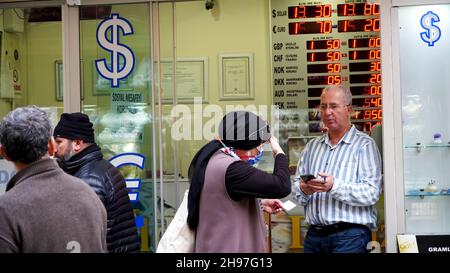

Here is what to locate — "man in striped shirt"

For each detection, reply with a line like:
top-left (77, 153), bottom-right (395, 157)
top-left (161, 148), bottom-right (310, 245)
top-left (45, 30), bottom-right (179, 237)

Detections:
top-left (292, 85), bottom-right (382, 253)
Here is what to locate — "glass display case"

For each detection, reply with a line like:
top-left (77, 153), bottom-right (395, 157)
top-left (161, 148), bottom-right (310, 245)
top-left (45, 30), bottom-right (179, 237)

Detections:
top-left (399, 3), bottom-right (450, 235)
top-left (381, 0), bottom-right (450, 252)
top-left (383, 2), bottom-right (450, 245)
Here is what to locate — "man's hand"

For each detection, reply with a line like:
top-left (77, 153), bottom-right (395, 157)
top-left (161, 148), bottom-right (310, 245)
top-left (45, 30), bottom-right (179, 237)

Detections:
top-left (306, 172), bottom-right (334, 193)
top-left (300, 180), bottom-right (315, 195)
top-left (261, 199), bottom-right (283, 214)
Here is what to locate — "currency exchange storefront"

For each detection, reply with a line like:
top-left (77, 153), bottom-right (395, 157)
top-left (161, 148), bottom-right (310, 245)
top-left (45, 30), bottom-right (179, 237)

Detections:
top-left (0, 0), bottom-right (281, 252)
top-left (5, 0), bottom-right (450, 254)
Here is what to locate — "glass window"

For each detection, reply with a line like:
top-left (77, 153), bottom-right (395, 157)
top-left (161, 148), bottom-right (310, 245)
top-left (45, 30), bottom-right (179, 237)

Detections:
top-left (0, 6), bottom-right (62, 193)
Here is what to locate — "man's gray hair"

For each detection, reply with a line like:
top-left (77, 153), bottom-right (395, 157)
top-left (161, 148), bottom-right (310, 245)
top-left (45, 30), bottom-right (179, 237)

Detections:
top-left (323, 85), bottom-right (352, 106)
top-left (0, 106), bottom-right (52, 164)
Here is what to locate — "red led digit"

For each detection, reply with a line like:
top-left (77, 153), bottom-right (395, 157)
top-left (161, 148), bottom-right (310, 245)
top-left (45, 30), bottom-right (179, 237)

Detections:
top-left (298, 6), bottom-right (306, 18)
top-left (364, 19), bottom-right (380, 32)
top-left (334, 52), bottom-right (340, 60)
top-left (321, 21), bottom-right (332, 33)
top-left (326, 40), bottom-right (340, 49)
top-left (333, 39), bottom-right (340, 48)
top-left (327, 51), bottom-right (340, 61)
top-left (364, 19), bottom-right (372, 32)
top-left (370, 62), bottom-right (381, 71)
top-left (327, 52), bottom-right (333, 61)
top-left (292, 7), bottom-right (298, 18)
top-left (370, 98), bottom-right (381, 107)
top-left (327, 63), bottom-right (341, 73)
top-left (335, 63), bottom-right (341, 72)
top-left (348, 20), bottom-right (355, 32)
top-left (371, 110), bottom-right (378, 119)
top-left (370, 86), bottom-right (382, 95)
top-left (364, 4), bottom-right (372, 16)
top-left (345, 4), bottom-right (355, 16)
top-left (323, 5), bottom-right (331, 17)
top-left (294, 22), bottom-right (300, 34)
top-left (369, 50), bottom-right (381, 59)
top-left (316, 5), bottom-right (322, 17)
top-left (326, 40), bottom-right (333, 49)
top-left (369, 74), bottom-right (381, 83)
top-left (369, 38), bottom-right (381, 47)
top-left (373, 4), bottom-right (380, 15)
top-left (373, 19), bottom-right (380, 31)
top-left (327, 75), bottom-right (341, 85)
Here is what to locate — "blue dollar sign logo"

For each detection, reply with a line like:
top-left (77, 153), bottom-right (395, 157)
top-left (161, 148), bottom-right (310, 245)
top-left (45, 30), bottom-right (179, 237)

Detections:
top-left (420, 11), bottom-right (441, 47)
top-left (96, 13), bottom-right (135, 87)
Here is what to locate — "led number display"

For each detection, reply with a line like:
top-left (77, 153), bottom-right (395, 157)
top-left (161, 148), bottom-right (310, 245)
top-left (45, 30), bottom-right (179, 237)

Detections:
top-left (349, 61), bottom-right (381, 72)
top-left (307, 51), bottom-right (341, 62)
top-left (349, 73), bottom-right (381, 84)
top-left (307, 75), bottom-right (342, 85)
top-left (289, 21), bottom-right (332, 35)
top-left (348, 38), bottom-right (381, 48)
top-left (338, 19), bottom-right (380, 32)
top-left (271, 0), bottom-right (382, 134)
top-left (288, 5), bottom-right (332, 18)
top-left (349, 50), bottom-right (381, 60)
top-left (350, 86), bottom-right (382, 96)
top-left (306, 39), bottom-right (340, 50)
top-left (337, 3), bottom-right (380, 16)
top-left (307, 63), bottom-right (341, 73)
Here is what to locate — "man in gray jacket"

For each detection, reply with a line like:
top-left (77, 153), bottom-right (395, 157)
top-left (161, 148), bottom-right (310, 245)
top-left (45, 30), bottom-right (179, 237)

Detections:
top-left (0, 106), bottom-right (107, 253)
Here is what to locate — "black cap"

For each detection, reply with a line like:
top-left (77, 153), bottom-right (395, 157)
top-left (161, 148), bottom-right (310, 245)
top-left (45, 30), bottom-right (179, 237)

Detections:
top-left (53, 112), bottom-right (95, 143)
top-left (218, 111), bottom-right (271, 150)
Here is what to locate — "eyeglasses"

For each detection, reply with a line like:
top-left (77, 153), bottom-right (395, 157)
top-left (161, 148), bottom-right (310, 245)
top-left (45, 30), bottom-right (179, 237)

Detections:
top-left (319, 103), bottom-right (350, 111)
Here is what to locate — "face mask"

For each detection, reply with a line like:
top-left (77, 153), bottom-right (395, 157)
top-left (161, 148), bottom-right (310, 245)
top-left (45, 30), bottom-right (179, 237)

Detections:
top-left (216, 137), bottom-right (264, 165)
top-left (245, 147), bottom-right (264, 166)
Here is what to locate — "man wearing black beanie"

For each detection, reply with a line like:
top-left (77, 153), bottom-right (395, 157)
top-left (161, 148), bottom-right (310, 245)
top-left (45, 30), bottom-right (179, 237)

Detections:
top-left (54, 112), bottom-right (139, 253)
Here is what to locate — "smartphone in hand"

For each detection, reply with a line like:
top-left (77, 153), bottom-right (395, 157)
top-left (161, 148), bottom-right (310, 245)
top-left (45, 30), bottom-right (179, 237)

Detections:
top-left (300, 174), bottom-right (316, 182)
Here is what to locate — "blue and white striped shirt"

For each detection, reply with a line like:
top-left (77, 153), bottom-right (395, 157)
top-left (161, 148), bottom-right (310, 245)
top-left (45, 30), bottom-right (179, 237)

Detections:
top-left (292, 125), bottom-right (382, 228)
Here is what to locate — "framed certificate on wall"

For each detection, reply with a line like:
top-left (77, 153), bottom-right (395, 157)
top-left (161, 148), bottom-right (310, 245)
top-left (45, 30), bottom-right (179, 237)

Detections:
top-left (219, 53), bottom-right (254, 100)
top-left (160, 57), bottom-right (208, 103)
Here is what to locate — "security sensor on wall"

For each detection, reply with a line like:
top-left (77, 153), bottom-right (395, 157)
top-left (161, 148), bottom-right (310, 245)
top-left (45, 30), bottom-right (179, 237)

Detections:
top-left (205, 0), bottom-right (214, 10)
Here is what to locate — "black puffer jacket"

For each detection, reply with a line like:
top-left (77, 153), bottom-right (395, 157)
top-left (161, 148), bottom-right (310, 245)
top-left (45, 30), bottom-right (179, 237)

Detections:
top-left (62, 144), bottom-right (139, 253)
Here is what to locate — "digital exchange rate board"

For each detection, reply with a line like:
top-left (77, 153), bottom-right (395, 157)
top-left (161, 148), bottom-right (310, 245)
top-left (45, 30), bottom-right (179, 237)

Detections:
top-left (271, 0), bottom-right (381, 135)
